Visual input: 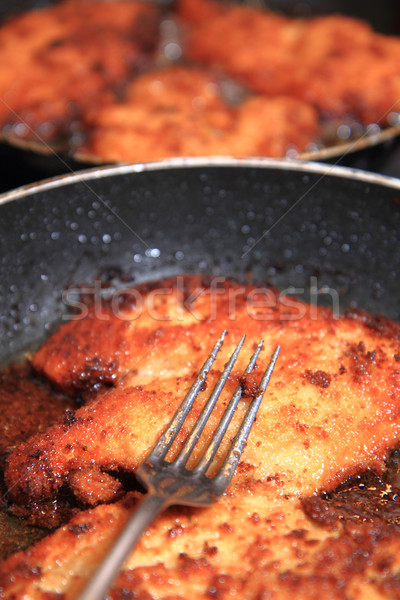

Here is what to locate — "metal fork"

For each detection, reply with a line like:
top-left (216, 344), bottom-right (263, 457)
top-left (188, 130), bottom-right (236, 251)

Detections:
top-left (78, 331), bottom-right (280, 600)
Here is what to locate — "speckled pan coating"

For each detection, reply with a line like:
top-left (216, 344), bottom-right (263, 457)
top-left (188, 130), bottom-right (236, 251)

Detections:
top-left (0, 158), bottom-right (399, 362)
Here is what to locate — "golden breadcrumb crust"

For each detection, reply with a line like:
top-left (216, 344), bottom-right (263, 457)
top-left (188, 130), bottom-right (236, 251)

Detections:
top-left (0, 0), bottom-right (159, 140)
top-left (80, 66), bottom-right (319, 161)
top-left (10, 276), bottom-right (399, 507)
top-left (2, 276), bottom-right (400, 598)
top-left (0, 277), bottom-right (400, 600)
top-left (179, 0), bottom-right (400, 124)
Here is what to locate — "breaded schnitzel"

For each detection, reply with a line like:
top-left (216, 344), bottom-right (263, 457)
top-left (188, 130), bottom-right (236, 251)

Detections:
top-left (2, 276), bottom-right (400, 598)
top-left (180, 0), bottom-right (400, 124)
top-left (1, 0), bottom-right (399, 162)
top-left (2, 276), bottom-right (400, 599)
top-left (6, 276), bottom-right (400, 507)
top-left (80, 66), bottom-right (319, 161)
top-left (3, 485), bottom-right (400, 599)
top-left (0, 0), bottom-right (160, 142)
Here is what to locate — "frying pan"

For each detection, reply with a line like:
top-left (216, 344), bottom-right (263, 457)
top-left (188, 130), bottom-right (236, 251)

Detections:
top-left (1, 157), bottom-right (400, 367)
top-left (1, 0), bottom-right (400, 190)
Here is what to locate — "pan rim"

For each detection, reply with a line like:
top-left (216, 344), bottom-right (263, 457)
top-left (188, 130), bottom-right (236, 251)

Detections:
top-left (1, 156), bottom-right (400, 208)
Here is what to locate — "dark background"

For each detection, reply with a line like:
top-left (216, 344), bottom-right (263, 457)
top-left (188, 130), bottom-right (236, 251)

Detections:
top-left (1, 0), bottom-right (400, 31)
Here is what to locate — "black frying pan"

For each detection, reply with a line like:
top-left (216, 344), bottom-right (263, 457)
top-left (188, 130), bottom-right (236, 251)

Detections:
top-left (1, 158), bottom-right (400, 365)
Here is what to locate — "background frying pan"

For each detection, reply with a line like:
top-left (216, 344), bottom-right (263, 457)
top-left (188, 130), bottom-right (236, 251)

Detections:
top-left (1, 158), bottom-right (400, 365)
top-left (1, 0), bottom-right (400, 192)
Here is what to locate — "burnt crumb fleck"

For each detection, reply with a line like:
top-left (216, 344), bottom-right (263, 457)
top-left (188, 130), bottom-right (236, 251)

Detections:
top-left (177, 552), bottom-right (212, 575)
top-left (394, 354), bottom-right (400, 362)
top-left (167, 524), bottom-right (184, 539)
top-left (295, 422), bottom-right (309, 433)
top-left (338, 364), bottom-right (347, 374)
top-left (219, 522), bottom-right (234, 534)
top-left (249, 512), bottom-right (261, 524)
top-left (344, 341), bottom-right (385, 382)
top-left (203, 541), bottom-right (218, 556)
top-left (239, 371), bottom-right (261, 398)
top-left (288, 529), bottom-right (307, 539)
top-left (236, 461), bottom-right (255, 476)
top-left (29, 449), bottom-right (43, 459)
top-left (200, 379), bottom-right (208, 392)
top-left (303, 369), bottom-right (332, 388)
top-left (68, 522), bottom-right (92, 536)
top-left (63, 410), bottom-right (77, 428)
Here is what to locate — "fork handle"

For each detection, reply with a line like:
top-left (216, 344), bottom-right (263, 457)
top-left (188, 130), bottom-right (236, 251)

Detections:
top-left (77, 493), bottom-right (166, 600)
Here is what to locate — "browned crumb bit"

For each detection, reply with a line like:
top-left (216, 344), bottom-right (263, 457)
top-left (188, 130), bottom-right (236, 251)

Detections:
top-left (203, 541), bottom-right (218, 556)
top-left (68, 522), bottom-right (92, 536)
top-left (303, 369), bottom-right (332, 388)
top-left (239, 371), bottom-right (261, 398)
top-left (167, 524), bottom-right (184, 539)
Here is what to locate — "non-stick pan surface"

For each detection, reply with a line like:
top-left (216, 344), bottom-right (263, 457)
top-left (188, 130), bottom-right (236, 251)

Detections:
top-left (1, 158), bottom-right (400, 365)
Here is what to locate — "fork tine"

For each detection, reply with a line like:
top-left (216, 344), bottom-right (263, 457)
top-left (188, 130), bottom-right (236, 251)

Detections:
top-left (214, 345), bottom-right (280, 491)
top-left (193, 339), bottom-right (264, 475)
top-left (77, 336), bottom-right (279, 600)
top-left (146, 330), bottom-right (227, 462)
top-left (173, 334), bottom-right (246, 469)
